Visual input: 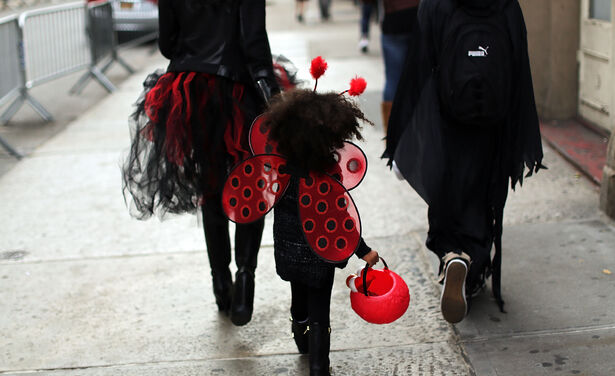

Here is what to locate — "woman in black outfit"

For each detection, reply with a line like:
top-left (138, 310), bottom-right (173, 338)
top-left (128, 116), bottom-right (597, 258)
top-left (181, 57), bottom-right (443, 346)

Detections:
top-left (122, 0), bottom-right (279, 326)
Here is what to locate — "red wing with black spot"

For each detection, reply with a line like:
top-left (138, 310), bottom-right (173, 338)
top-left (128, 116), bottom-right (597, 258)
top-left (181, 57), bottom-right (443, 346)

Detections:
top-left (222, 155), bottom-right (291, 223)
top-left (249, 115), bottom-right (279, 155)
top-left (297, 172), bottom-right (362, 263)
top-left (325, 141), bottom-right (367, 190)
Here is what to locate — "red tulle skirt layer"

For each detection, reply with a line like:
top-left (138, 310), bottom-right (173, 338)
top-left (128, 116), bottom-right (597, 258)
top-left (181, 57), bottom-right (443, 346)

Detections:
top-left (122, 70), bottom-right (259, 219)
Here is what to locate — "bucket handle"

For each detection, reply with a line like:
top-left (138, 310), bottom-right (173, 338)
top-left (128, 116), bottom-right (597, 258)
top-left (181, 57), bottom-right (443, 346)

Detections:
top-left (362, 257), bottom-right (388, 297)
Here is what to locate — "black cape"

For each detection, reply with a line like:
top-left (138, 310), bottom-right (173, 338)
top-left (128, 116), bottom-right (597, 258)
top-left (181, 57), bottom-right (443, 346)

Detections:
top-left (383, 0), bottom-right (545, 311)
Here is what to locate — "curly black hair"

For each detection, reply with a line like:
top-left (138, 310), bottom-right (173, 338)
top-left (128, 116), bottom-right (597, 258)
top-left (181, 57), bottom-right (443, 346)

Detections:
top-left (265, 89), bottom-right (373, 173)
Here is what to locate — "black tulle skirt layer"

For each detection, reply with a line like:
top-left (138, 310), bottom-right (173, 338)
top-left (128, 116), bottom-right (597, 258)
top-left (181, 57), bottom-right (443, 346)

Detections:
top-left (122, 70), bottom-right (260, 219)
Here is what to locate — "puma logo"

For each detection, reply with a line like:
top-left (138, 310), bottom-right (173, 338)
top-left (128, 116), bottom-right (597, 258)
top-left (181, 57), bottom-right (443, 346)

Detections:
top-left (468, 46), bottom-right (489, 57)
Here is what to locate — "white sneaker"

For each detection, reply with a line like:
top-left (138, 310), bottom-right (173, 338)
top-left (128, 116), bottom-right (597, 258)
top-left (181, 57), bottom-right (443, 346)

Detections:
top-left (440, 258), bottom-right (468, 324)
top-left (358, 37), bottom-right (369, 53)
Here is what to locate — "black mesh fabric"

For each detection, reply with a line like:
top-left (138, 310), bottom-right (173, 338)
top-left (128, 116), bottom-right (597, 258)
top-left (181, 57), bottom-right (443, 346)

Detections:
top-left (122, 70), bottom-right (261, 219)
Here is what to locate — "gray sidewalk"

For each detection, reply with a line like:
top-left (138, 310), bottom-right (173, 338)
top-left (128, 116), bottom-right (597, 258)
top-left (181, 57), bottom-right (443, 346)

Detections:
top-left (1, 0), bottom-right (614, 375)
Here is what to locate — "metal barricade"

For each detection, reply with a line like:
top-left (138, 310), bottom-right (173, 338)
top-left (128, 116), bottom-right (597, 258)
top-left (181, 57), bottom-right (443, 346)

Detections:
top-left (0, 15), bottom-right (24, 158)
top-left (0, 16), bottom-right (21, 109)
top-left (0, 1), bottom-right (150, 157)
top-left (20, 2), bottom-right (89, 88)
top-left (1, 2), bottom-right (91, 126)
top-left (70, 0), bottom-right (134, 95)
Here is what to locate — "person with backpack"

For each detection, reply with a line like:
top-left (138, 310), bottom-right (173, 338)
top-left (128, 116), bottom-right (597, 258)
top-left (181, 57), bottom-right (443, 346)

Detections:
top-left (382, 0), bottom-right (545, 323)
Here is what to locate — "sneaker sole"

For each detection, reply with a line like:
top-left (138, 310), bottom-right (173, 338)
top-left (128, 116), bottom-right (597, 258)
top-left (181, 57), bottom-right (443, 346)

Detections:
top-left (440, 259), bottom-right (467, 324)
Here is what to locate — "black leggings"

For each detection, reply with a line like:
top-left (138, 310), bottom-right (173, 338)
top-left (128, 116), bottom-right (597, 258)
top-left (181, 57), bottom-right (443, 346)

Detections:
top-left (290, 275), bottom-right (334, 326)
top-left (202, 192), bottom-right (264, 271)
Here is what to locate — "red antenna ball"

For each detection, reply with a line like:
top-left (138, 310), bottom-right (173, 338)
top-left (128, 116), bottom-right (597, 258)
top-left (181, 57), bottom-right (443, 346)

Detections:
top-left (348, 77), bottom-right (367, 96)
top-left (310, 56), bottom-right (328, 80)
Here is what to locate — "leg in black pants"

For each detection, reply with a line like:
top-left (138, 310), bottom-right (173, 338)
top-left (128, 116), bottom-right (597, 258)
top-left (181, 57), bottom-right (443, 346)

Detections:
top-left (290, 275), bottom-right (333, 376)
top-left (318, 0), bottom-right (331, 20)
top-left (231, 217), bottom-right (265, 326)
top-left (202, 193), bottom-right (265, 325)
top-left (202, 195), bottom-right (233, 313)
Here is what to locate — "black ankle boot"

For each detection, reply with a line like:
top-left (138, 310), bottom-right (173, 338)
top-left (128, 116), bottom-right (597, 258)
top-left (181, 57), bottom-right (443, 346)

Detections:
top-left (291, 317), bottom-right (309, 354)
top-left (230, 267), bottom-right (255, 326)
top-left (212, 269), bottom-right (232, 313)
top-left (308, 322), bottom-right (331, 376)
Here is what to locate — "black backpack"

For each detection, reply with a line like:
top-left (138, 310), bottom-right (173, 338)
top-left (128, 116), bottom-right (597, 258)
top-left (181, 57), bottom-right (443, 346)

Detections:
top-left (437, 1), bottom-right (513, 126)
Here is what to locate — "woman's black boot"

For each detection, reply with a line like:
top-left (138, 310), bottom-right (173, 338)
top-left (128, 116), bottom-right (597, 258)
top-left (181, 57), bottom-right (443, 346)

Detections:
top-left (230, 218), bottom-right (264, 326)
top-left (308, 322), bottom-right (331, 376)
top-left (211, 268), bottom-right (232, 313)
top-left (291, 317), bottom-right (309, 354)
top-left (230, 267), bottom-right (255, 325)
top-left (202, 203), bottom-right (233, 313)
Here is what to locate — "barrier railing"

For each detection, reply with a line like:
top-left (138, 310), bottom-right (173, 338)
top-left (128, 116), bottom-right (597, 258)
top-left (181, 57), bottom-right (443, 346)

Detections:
top-left (70, 0), bottom-right (134, 95)
top-left (0, 0), bottom-right (154, 159)
top-left (0, 1), bottom-right (118, 128)
top-left (1, 2), bottom-right (90, 127)
top-left (0, 15), bottom-right (24, 158)
top-left (0, 16), bottom-right (20, 109)
top-left (20, 2), bottom-right (89, 88)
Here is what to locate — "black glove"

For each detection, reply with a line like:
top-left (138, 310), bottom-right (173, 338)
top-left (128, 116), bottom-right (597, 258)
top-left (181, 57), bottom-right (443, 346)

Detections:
top-left (256, 78), bottom-right (273, 104)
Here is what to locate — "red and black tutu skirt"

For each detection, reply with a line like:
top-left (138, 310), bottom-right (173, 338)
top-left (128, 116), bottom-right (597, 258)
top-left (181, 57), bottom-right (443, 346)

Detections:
top-left (122, 70), bottom-right (260, 219)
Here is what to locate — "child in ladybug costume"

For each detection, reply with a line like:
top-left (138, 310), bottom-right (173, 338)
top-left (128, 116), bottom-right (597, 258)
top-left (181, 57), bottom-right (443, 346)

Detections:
top-left (222, 57), bottom-right (379, 376)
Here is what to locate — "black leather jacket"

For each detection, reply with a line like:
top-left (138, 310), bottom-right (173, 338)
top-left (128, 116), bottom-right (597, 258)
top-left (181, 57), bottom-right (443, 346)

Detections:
top-left (158, 0), bottom-right (278, 89)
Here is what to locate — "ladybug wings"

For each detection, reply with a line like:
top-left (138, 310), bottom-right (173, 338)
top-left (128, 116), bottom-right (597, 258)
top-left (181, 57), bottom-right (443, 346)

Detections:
top-left (325, 141), bottom-right (367, 190)
top-left (249, 115), bottom-right (279, 155)
top-left (222, 154), bottom-right (291, 223)
top-left (297, 172), bottom-right (362, 263)
top-left (242, 115), bottom-right (367, 262)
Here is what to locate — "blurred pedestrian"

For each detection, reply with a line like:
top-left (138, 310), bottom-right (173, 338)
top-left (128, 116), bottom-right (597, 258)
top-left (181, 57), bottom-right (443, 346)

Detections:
top-left (383, 0), bottom-right (545, 324)
top-left (357, 0), bottom-right (376, 53)
top-left (296, 0), bottom-right (332, 22)
top-left (296, 0), bottom-right (307, 22)
top-left (122, 0), bottom-right (279, 326)
top-left (380, 0), bottom-right (419, 133)
top-left (319, 0), bottom-right (332, 20)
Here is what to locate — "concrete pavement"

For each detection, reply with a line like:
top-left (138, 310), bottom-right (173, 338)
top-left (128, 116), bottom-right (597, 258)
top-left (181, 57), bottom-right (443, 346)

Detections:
top-left (1, 0), bottom-right (614, 375)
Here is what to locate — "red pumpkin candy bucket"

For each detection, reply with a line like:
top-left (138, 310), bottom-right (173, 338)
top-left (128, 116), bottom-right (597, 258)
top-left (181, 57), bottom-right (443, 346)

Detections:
top-left (346, 258), bottom-right (410, 324)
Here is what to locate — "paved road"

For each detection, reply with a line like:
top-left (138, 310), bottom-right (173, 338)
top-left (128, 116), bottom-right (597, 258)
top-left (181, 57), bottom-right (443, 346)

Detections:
top-left (1, 0), bottom-right (614, 375)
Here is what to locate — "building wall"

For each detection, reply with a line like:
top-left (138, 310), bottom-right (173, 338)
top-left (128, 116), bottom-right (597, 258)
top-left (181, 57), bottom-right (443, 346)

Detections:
top-left (519, 0), bottom-right (580, 120)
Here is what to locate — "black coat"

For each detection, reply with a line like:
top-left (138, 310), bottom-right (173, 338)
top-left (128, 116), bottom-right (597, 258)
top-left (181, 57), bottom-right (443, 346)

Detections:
top-left (158, 0), bottom-right (278, 88)
top-left (273, 178), bottom-right (371, 288)
top-left (383, 0), bottom-right (544, 310)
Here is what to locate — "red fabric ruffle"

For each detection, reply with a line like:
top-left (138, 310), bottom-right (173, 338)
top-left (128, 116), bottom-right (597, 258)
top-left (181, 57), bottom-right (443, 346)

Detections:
top-left (142, 72), bottom-right (250, 167)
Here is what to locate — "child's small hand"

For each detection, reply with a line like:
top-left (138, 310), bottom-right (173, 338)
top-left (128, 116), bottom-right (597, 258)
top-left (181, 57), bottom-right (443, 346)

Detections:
top-left (362, 250), bottom-right (379, 267)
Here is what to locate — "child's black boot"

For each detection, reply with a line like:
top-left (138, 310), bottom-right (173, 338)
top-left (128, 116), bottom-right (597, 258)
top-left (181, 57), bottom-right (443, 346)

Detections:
top-left (230, 218), bottom-right (264, 326)
top-left (308, 322), bottom-right (331, 376)
top-left (290, 316), bottom-right (309, 354)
